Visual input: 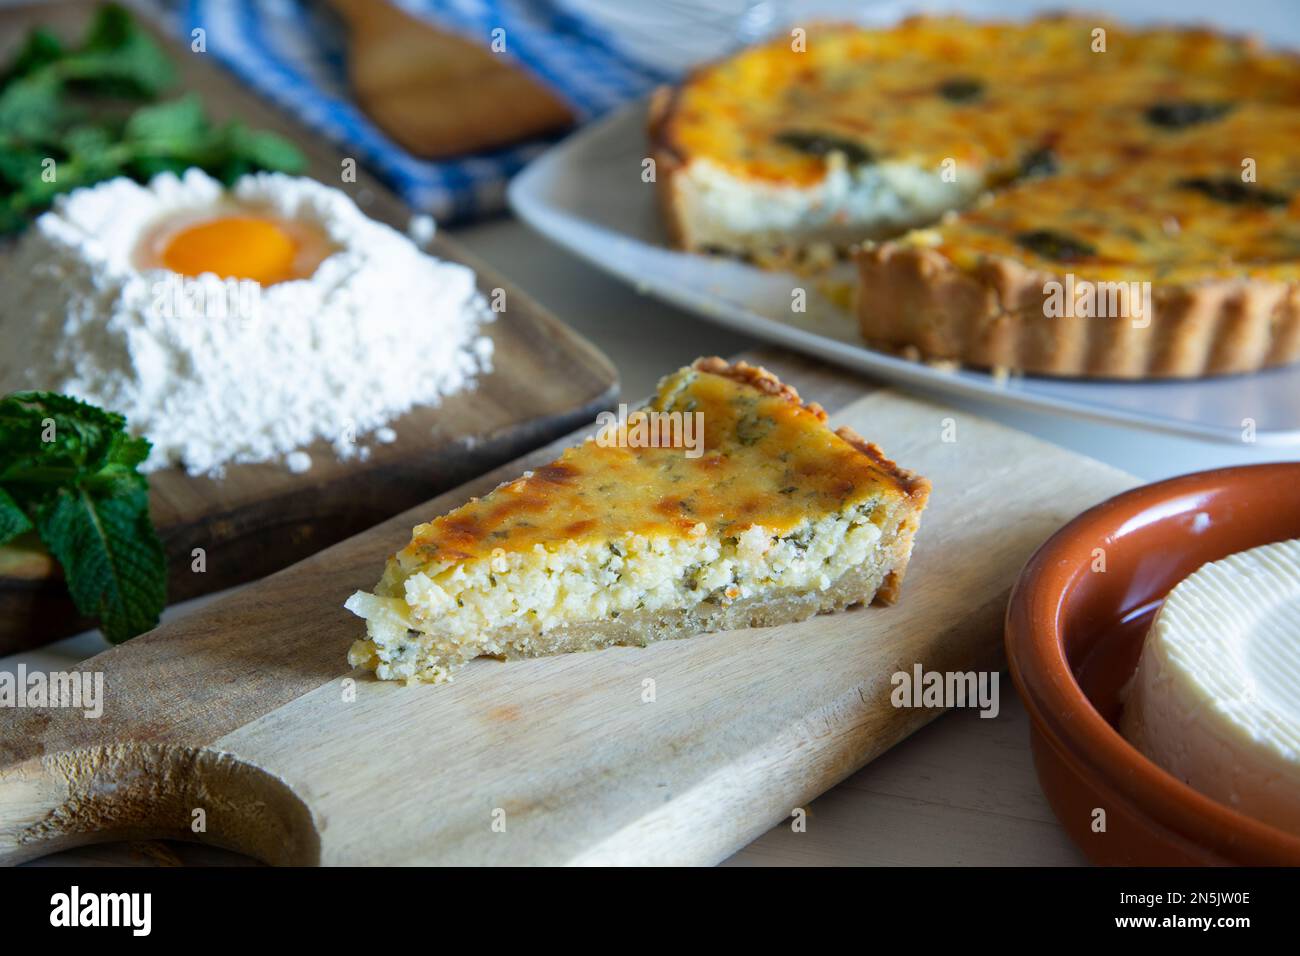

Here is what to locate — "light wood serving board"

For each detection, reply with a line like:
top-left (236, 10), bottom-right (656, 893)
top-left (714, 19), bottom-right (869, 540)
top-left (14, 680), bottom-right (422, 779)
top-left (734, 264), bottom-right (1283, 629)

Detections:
top-left (0, 350), bottom-right (1137, 866)
top-left (0, 0), bottom-right (618, 652)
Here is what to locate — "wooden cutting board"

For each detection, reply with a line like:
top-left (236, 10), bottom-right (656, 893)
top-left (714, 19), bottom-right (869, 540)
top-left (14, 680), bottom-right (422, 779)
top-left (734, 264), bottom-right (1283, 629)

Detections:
top-left (0, 1), bottom-right (618, 653)
top-left (0, 350), bottom-right (1137, 866)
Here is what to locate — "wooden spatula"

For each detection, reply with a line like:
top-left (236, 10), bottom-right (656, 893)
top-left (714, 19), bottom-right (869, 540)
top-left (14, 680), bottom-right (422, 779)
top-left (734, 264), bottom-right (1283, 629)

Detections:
top-left (329, 0), bottom-right (574, 158)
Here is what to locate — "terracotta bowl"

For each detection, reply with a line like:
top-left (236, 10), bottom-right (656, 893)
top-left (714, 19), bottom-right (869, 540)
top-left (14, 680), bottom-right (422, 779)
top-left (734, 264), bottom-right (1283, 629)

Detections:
top-left (1006, 462), bottom-right (1300, 866)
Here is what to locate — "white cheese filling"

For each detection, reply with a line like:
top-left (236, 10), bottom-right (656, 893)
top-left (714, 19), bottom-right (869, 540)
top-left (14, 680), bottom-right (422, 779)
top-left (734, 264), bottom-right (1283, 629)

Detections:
top-left (346, 502), bottom-right (884, 682)
top-left (1122, 538), bottom-right (1300, 836)
top-left (675, 155), bottom-right (983, 253)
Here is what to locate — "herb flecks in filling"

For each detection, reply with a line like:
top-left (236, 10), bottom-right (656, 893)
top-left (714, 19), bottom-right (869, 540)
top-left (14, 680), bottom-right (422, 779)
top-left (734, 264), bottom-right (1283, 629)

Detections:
top-left (937, 77), bottom-right (984, 103)
top-left (1018, 147), bottom-right (1058, 180)
top-left (774, 130), bottom-right (875, 167)
top-left (1015, 229), bottom-right (1098, 262)
top-left (1145, 101), bottom-right (1235, 130)
top-left (1177, 177), bottom-right (1289, 208)
top-left (343, 361), bottom-right (924, 684)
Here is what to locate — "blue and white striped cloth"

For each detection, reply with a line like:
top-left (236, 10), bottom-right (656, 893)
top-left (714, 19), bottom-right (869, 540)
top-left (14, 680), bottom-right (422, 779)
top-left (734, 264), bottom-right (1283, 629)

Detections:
top-left (177, 0), bottom-right (670, 222)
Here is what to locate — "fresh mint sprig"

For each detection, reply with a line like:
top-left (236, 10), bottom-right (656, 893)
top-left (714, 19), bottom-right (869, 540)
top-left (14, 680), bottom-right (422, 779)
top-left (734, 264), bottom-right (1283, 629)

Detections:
top-left (0, 391), bottom-right (165, 643)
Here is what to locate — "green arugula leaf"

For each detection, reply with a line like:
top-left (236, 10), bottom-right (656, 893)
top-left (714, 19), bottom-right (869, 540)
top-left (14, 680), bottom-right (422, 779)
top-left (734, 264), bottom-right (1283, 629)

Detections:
top-left (0, 5), bottom-right (305, 233)
top-left (123, 93), bottom-right (207, 147)
top-left (0, 69), bottom-right (64, 141)
top-left (58, 3), bottom-right (174, 99)
top-left (0, 390), bottom-right (166, 642)
top-left (0, 487), bottom-right (33, 546)
top-left (225, 123), bottom-right (307, 174)
top-left (123, 95), bottom-right (225, 173)
top-left (124, 154), bottom-right (195, 180)
top-left (0, 27), bottom-right (63, 85)
top-left (79, 2), bottom-right (137, 51)
top-left (4, 125), bottom-right (130, 208)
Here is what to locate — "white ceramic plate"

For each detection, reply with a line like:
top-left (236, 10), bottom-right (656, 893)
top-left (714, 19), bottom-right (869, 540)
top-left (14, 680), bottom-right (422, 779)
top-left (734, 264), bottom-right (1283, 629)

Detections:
top-left (508, 29), bottom-right (1300, 445)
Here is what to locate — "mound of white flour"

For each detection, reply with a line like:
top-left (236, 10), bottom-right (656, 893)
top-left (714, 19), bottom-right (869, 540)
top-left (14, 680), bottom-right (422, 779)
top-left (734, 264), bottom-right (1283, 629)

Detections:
top-left (0, 170), bottom-right (494, 477)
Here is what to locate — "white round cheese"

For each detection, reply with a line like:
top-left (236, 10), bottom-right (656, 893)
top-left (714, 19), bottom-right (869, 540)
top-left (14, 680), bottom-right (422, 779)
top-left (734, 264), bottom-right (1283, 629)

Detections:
top-left (1122, 538), bottom-right (1300, 836)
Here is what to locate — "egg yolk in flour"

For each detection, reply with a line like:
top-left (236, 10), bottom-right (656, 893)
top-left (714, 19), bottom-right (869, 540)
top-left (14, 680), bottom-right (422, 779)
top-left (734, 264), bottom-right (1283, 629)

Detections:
top-left (138, 212), bottom-right (334, 285)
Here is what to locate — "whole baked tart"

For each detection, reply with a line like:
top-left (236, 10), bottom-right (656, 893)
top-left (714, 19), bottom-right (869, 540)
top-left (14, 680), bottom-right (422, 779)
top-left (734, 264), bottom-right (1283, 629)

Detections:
top-left (650, 16), bottom-right (1300, 379)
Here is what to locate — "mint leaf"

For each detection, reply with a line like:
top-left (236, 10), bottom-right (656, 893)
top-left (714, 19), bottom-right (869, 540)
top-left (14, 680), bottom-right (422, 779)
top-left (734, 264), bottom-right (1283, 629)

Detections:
top-left (0, 390), bottom-right (165, 642)
top-left (0, 487), bottom-right (33, 546)
top-left (0, 390), bottom-right (130, 479)
top-left (36, 479), bottom-right (164, 643)
top-left (0, 200), bottom-right (25, 235)
top-left (0, 144), bottom-right (47, 188)
top-left (110, 433), bottom-right (152, 470)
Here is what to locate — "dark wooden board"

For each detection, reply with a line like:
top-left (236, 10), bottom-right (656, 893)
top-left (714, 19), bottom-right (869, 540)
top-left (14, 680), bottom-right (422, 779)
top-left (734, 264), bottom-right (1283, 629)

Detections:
top-left (0, 0), bottom-right (619, 652)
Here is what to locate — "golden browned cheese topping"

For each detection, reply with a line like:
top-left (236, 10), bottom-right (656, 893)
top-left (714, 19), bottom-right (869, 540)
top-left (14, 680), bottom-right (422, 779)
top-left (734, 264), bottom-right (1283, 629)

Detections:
top-left (664, 16), bottom-right (1300, 282)
top-left (399, 366), bottom-right (908, 565)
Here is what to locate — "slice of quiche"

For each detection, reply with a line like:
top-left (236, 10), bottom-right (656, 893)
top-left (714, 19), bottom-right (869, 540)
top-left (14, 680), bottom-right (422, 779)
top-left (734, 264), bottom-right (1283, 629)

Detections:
top-left (345, 358), bottom-right (930, 683)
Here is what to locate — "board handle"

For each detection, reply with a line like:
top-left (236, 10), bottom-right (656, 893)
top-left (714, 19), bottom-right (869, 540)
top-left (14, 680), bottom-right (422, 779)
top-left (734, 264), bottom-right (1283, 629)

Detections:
top-left (0, 743), bottom-right (319, 865)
